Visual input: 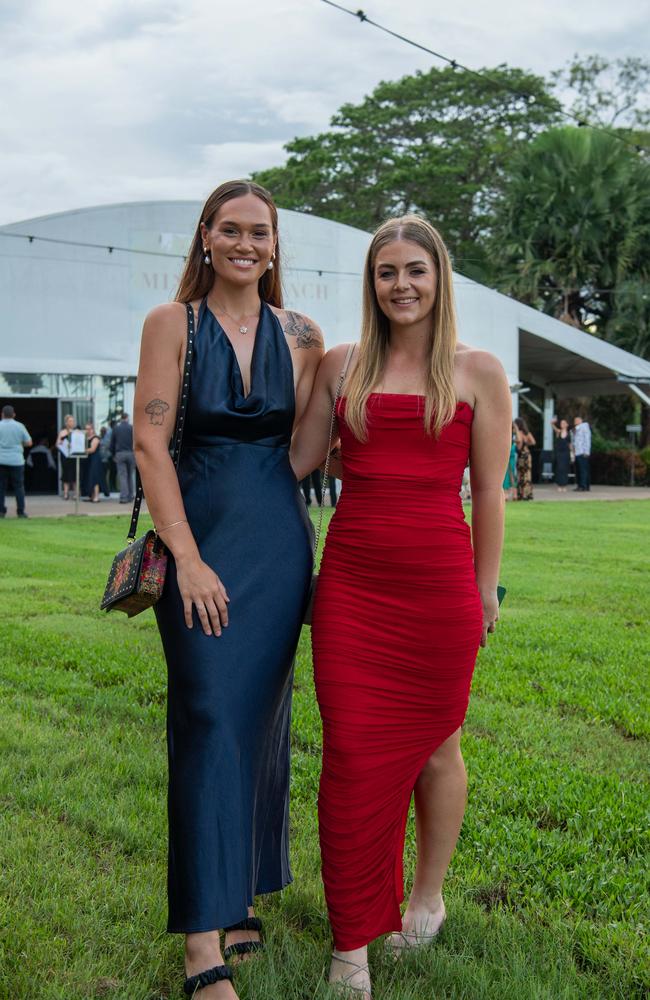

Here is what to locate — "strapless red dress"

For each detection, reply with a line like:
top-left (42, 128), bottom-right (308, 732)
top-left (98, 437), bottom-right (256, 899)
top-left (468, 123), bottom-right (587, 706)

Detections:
top-left (311, 394), bottom-right (483, 950)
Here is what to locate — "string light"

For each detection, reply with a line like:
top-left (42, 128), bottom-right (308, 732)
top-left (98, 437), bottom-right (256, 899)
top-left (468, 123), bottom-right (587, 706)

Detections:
top-left (320, 1), bottom-right (649, 156)
top-left (0, 230), bottom-right (646, 294)
top-left (0, 229), bottom-right (367, 275)
top-left (0, 230), bottom-right (182, 260)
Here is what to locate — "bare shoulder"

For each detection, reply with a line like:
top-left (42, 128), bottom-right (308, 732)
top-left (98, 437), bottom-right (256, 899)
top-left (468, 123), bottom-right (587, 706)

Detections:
top-left (456, 343), bottom-right (507, 385)
top-left (318, 342), bottom-right (359, 391)
top-left (143, 301), bottom-right (187, 342)
top-left (272, 306), bottom-right (324, 350)
top-left (325, 342), bottom-right (357, 366)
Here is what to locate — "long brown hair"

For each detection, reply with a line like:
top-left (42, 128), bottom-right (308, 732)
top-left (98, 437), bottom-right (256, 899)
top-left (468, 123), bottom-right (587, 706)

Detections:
top-left (175, 180), bottom-right (283, 306)
top-left (344, 214), bottom-right (458, 441)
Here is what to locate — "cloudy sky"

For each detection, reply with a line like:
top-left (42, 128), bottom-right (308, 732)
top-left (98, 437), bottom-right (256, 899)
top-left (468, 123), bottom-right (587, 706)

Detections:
top-left (0, 0), bottom-right (646, 224)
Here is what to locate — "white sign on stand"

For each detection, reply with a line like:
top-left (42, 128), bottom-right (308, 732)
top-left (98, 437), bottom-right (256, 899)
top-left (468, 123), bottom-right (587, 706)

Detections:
top-left (68, 430), bottom-right (88, 518)
top-left (69, 429), bottom-right (87, 456)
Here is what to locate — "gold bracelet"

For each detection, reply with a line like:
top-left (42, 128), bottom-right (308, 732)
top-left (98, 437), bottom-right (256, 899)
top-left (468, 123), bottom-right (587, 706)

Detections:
top-left (156, 518), bottom-right (188, 534)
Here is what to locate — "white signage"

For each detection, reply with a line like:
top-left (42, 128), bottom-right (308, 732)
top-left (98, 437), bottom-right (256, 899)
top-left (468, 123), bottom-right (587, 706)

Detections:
top-left (69, 429), bottom-right (87, 454)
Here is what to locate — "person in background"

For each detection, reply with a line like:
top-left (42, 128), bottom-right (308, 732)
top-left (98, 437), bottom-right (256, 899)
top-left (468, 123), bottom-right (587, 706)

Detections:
top-left (502, 422), bottom-right (517, 500)
top-left (572, 415), bottom-right (591, 492)
top-left (82, 422), bottom-right (106, 502)
top-left (550, 416), bottom-right (571, 493)
top-left (107, 419), bottom-right (118, 492)
top-left (26, 438), bottom-right (57, 471)
top-left (514, 416), bottom-right (536, 500)
top-left (460, 465), bottom-right (471, 502)
top-left (26, 437), bottom-right (57, 493)
top-left (301, 469), bottom-right (323, 506)
top-left (55, 413), bottom-right (77, 500)
top-left (0, 404), bottom-right (32, 518)
top-left (321, 445), bottom-right (341, 507)
top-left (111, 411), bottom-right (136, 503)
top-left (99, 426), bottom-right (113, 497)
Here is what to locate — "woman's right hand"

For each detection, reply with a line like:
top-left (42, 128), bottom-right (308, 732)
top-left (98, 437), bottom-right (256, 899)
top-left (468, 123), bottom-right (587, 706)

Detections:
top-left (479, 588), bottom-right (499, 648)
top-left (175, 555), bottom-right (230, 636)
top-left (320, 445), bottom-right (343, 481)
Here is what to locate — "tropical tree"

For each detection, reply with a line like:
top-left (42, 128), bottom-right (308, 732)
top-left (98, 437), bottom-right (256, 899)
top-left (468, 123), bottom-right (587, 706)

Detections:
top-left (253, 65), bottom-right (559, 280)
top-left (490, 127), bottom-right (650, 333)
top-left (552, 54), bottom-right (650, 130)
top-left (602, 279), bottom-right (650, 359)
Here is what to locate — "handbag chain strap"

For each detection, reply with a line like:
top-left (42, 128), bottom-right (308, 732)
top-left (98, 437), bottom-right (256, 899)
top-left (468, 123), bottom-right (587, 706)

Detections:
top-left (314, 343), bottom-right (355, 552)
top-left (127, 301), bottom-right (196, 542)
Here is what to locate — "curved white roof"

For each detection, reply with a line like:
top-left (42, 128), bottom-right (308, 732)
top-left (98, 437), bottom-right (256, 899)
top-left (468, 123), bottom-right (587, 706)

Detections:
top-left (0, 201), bottom-right (370, 376)
top-left (1, 201), bottom-right (649, 405)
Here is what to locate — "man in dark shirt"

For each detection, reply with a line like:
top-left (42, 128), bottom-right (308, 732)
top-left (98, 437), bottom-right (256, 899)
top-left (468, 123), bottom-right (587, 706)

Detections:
top-left (110, 412), bottom-right (135, 503)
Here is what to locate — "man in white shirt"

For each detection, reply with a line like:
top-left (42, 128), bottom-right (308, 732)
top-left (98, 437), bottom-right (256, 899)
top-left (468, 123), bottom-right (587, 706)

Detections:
top-left (572, 416), bottom-right (591, 492)
top-left (0, 405), bottom-right (33, 517)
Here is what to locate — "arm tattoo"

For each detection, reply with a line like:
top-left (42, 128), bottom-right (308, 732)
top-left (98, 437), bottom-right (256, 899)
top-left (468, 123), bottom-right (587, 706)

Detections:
top-left (284, 311), bottom-right (322, 349)
top-left (145, 398), bottom-right (170, 425)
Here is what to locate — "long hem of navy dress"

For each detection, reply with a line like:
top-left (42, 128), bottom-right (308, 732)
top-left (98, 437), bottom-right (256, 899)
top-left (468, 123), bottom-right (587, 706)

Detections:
top-left (166, 873), bottom-right (294, 934)
top-left (330, 719), bottom-right (462, 952)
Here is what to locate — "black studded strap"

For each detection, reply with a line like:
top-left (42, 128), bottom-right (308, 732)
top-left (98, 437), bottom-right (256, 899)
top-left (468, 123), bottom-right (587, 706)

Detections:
top-left (127, 301), bottom-right (196, 542)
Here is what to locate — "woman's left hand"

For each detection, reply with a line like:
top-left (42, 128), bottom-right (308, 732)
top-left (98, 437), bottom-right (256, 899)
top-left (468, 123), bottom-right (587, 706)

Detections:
top-left (480, 589), bottom-right (499, 647)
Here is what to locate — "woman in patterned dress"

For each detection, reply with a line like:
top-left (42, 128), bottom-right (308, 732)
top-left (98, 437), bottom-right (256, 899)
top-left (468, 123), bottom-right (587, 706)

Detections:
top-left (514, 416), bottom-right (535, 500)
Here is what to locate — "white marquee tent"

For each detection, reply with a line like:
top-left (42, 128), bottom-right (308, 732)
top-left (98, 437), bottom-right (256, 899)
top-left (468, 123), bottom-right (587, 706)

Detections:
top-left (1, 201), bottom-right (649, 457)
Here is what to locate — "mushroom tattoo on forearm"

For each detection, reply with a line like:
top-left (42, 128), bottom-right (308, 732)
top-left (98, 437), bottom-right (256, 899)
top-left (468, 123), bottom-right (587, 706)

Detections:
top-left (145, 398), bottom-right (170, 425)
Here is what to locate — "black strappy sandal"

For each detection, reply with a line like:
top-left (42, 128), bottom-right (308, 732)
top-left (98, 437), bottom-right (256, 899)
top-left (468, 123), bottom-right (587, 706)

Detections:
top-left (183, 963), bottom-right (233, 996)
top-left (223, 916), bottom-right (264, 962)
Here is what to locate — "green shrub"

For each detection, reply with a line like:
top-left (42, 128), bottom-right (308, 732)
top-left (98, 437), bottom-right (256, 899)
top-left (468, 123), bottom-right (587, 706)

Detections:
top-left (591, 449), bottom-right (647, 485)
top-left (591, 430), bottom-right (629, 453)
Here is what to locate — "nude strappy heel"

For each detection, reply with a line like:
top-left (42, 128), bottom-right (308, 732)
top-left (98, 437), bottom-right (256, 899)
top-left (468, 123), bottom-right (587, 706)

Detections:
top-left (328, 953), bottom-right (372, 999)
top-left (387, 901), bottom-right (446, 956)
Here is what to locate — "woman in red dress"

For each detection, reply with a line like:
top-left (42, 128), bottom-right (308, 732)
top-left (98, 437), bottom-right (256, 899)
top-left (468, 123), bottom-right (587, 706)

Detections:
top-left (291, 215), bottom-right (511, 998)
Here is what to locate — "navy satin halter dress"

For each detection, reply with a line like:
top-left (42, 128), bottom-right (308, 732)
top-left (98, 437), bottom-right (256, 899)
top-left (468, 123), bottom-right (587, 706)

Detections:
top-left (154, 299), bottom-right (313, 933)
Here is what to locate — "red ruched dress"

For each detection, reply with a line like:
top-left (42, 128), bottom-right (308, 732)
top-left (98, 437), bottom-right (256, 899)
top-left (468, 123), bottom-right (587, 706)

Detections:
top-left (311, 394), bottom-right (483, 951)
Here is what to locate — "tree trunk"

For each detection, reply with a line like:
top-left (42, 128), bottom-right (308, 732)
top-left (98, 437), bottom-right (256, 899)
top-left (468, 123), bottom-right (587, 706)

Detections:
top-left (556, 289), bottom-right (583, 328)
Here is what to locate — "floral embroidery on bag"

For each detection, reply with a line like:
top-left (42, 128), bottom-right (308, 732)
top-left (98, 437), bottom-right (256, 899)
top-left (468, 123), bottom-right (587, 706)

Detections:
top-left (111, 546), bottom-right (138, 594)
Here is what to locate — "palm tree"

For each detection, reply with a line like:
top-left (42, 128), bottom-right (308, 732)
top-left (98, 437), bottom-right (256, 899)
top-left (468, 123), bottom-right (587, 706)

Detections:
top-left (492, 127), bottom-right (650, 332)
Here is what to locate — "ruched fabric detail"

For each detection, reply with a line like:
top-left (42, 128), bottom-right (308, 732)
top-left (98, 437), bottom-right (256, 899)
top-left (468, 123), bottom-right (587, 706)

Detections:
top-left (312, 395), bottom-right (482, 950)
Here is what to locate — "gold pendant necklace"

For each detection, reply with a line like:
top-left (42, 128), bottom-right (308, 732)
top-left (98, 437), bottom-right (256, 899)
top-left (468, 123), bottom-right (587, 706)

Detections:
top-left (211, 299), bottom-right (260, 335)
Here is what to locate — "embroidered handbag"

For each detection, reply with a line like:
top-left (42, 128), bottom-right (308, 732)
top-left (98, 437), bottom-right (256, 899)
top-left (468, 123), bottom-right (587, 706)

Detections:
top-left (303, 343), bottom-right (355, 626)
top-left (100, 302), bottom-right (196, 617)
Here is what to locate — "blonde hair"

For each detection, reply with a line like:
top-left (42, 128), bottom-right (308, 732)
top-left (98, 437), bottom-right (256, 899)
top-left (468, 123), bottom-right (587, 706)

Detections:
top-left (344, 215), bottom-right (458, 441)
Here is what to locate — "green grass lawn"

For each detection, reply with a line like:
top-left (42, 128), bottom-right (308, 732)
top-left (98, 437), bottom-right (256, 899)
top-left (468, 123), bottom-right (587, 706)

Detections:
top-left (0, 502), bottom-right (648, 1000)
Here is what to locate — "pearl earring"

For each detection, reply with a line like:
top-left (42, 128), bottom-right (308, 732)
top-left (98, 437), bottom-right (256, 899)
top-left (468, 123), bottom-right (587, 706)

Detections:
top-left (203, 247), bottom-right (211, 265)
top-left (267, 249), bottom-right (276, 271)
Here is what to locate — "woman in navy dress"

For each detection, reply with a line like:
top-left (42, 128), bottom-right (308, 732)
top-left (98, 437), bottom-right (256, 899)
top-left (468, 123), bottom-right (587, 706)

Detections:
top-left (133, 181), bottom-right (323, 998)
top-left (82, 421), bottom-right (107, 501)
